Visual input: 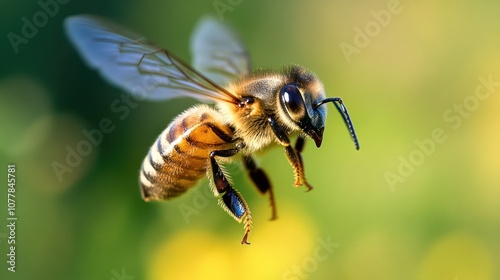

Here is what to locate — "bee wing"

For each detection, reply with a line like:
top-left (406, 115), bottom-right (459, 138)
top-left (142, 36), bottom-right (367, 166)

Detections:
top-left (190, 16), bottom-right (251, 86)
top-left (64, 15), bottom-right (241, 104)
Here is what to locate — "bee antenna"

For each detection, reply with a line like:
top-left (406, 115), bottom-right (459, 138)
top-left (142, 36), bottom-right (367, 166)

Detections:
top-left (315, 98), bottom-right (360, 150)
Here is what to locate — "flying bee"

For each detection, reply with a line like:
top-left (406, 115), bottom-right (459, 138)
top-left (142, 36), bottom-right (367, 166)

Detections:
top-left (65, 15), bottom-right (360, 244)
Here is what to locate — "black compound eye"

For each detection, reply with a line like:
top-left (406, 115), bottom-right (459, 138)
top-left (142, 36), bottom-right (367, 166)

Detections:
top-left (280, 84), bottom-right (306, 120)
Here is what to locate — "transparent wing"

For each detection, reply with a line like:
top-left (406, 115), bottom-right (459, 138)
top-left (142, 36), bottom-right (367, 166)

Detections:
top-left (64, 15), bottom-right (240, 104)
top-left (190, 16), bottom-right (251, 86)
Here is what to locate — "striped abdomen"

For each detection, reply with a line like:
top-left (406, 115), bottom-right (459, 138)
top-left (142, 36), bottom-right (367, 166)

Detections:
top-left (140, 105), bottom-right (236, 201)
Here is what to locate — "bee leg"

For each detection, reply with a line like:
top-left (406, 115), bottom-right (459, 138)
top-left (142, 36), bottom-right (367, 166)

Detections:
top-left (284, 145), bottom-right (313, 191)
top-left (268, 118), bottom-right (313, 191)
top-left (244, 156), bottom-right (277, 220)
top-left (293, 135), bottom-right (313, 192)
top-left (210, 145), bottom-right (252, 245)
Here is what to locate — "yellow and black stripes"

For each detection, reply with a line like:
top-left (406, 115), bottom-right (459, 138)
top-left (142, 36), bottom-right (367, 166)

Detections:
top-left (140, 105), bottom-right (236, 201)
top-left (139, 104), bottom-right (254, 243)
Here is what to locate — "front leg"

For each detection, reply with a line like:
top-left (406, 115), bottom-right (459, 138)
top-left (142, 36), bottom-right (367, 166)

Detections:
top-left (284, 145), bottom-right (313, 192)
top-left (268, 118), bottom-right (313, 191)
top-left (293, 135), bottom-right (313, 191)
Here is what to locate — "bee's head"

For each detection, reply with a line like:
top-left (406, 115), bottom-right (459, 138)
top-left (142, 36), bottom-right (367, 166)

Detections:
top-left (278, 65), bottom-right (359, 150)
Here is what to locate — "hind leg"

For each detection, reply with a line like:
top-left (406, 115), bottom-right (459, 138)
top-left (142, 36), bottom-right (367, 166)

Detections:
top-left (209, 143), bottom-right (252, 245)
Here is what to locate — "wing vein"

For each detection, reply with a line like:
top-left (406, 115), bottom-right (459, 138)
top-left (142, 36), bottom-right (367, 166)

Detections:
top-left (65, 15), bottom-right (245, 104)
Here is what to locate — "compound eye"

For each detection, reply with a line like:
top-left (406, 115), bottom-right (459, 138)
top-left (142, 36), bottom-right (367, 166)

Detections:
top-left (280, 84), bottom-right (306, 120)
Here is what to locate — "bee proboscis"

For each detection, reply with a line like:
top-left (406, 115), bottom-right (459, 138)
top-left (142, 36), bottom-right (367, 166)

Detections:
top-left (65, 15), bottom-right (360, 244)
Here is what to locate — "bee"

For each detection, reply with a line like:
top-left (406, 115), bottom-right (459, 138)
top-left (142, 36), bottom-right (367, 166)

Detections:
top-left (65, 15), bottom-right (360, 244)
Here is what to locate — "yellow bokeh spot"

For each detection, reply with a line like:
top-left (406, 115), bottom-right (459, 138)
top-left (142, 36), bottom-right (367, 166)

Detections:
top-left (417, 233), bottom-right (494, 280)
top-left (147, 202), bottom-right (317, 280)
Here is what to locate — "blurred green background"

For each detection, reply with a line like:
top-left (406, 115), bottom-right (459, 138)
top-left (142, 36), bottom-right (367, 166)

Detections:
top-left (1, 0), bottom-right (499, 279)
